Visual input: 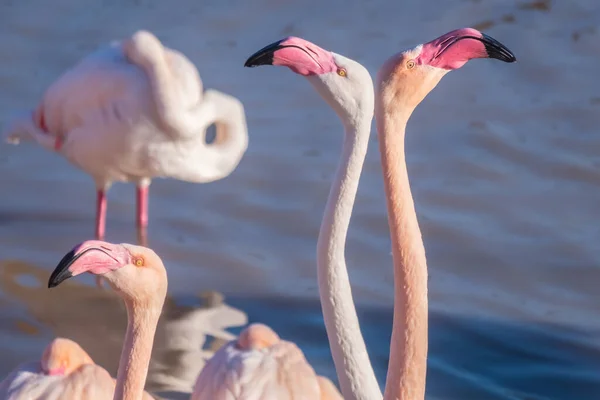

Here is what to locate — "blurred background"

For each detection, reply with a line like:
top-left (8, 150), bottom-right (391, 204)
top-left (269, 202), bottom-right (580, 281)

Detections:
top-left (1, 0), bottom-right (599, 398)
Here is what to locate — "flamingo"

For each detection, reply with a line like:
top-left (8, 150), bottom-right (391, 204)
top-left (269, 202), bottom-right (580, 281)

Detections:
top-left (244, 29), bottom-right (515, 400)
top-left (0, 337), bottom-right (131, 399)
top-left (243, 36), bottom-right (380, 399)
top-left (184, 35), bottom-right (377, 400)
top-left (48, 240), bottom-right (167, 400)
top-left (373, 28), bottom-right (515, 400)
top-left (3, 30), bottom-right (248, 245)
top-left (191, 323), bottom-right (342, 399)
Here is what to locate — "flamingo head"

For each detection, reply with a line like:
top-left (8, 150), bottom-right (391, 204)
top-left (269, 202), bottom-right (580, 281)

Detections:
top-left (245, 37), bottom-right (374, 125)
top-left (41, 338), bottom-right (94, 376)
top-left (48, 240), bottom-right (167, 306)
top-left (377, 28), bottom-right (516, 111)
top-left (236, 323), bottom-right (280, 351)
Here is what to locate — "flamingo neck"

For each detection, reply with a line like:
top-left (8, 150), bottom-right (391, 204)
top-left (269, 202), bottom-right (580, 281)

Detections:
top-left (316, 117), bottom-right (383, 400)
top-left (122, 35), bottom-right (248, 182)
top-left (375, 104), bottom-right (428, 400)
top-left (114, 299), bottom-right (161, 400)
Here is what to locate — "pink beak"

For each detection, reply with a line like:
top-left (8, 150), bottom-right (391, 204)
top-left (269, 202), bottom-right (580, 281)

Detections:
top-left (48, 240), bottom-right (130, 288)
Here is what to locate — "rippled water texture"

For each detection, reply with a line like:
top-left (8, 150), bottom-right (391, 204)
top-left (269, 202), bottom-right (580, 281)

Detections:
top-left (1, 0), bottom-right (600, 398)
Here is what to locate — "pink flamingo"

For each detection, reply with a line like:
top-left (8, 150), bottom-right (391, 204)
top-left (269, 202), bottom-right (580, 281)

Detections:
top-left (0, 337), bottom-right (152, 399)
top-left (48, 240), bottom-right (167, 400)
top-left (0, 337), bottom-right (156, 399)
top-left (3, 30), bottom-right (248, 243)
top-left (244, 28), bottom-right (515, 400)
top-left (374, 28), bottom-right (514, 400)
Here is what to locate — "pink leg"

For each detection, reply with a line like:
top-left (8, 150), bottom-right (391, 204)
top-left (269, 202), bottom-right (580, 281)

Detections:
top-left (136, 185), bottom-right (149, 244)
top-left (95, 189), bottom-right (108, 290)
top-left (95, 190), bottom-right (107, 240)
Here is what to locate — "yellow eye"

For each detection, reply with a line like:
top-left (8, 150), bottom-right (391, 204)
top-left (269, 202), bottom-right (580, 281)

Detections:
top-left (337, 68), bottom-right (347, 77)
top-left (134, 257), bottom-right (144, 267)
top-left (406, 60), bottom-right (416, 69)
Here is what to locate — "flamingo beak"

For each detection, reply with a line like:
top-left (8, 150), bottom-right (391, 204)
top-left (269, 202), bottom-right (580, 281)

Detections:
top-left (479, 33), bottom-right (516, 63)
top-left (48, 241), bottom-right (129, 288)
top-left (244, 39), bottom-right (286, 67)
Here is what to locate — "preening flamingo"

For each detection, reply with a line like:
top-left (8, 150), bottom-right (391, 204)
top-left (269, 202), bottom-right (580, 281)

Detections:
top-left (244, 37), bottom-right (380, 399)
top-left (3, 30), bottom-right (248, 244)
top-left (0, 337), bottom-right (115, 399)
top-left (245, 29), bottom-right (515, 400)
top-left (374, 28), bottom-right (515, 400)
top-left (48, 240), bottom-right (168, 400)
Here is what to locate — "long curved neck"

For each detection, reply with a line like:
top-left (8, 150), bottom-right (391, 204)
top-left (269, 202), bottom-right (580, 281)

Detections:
top-left (376, 102), bottom-right (428, 400)
top-left (114, 299), bottom-right (162, 400)
top-left (317, 117), bottom-right (383, 400)
top-left (124, 39), bottom-right (248, 182)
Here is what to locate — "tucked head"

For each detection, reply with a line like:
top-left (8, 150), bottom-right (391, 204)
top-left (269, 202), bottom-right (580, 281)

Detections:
top-left (377, 28), bottom-right (516, 111)
top-left (236, 323), bottom-right (280, 351)
top-left (245, 36), bottom-right (374, 124)
top-left (41, 338), bottom-right (94, 376)
top-left (48, 240), bottom-right (167, 305)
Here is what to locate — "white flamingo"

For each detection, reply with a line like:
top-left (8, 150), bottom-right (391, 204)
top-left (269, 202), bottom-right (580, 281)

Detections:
top-left (3, 30), bottom-right (248, 245)
top-left (178, 35), bottom-right (377, 400)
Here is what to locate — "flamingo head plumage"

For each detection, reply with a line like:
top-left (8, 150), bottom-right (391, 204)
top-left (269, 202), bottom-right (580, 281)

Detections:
top-left (41, 337), bottom-right (94, 376)
top-left (377, 28), bottom-right (516, 111)
top-left (48, 240), bottom-right (167, 306)
top-left (245, 37), bottom-right (374, 124)
top-left (236, 323), bottom-right (280, 351)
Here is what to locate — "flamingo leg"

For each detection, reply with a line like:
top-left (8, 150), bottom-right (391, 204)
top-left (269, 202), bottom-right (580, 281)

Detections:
top-left (136, 184), bottom-right (149, 246)
top-left (95, 189), bottom-right (107, 240)
top-left (95, 189), bottom-right (108, 290)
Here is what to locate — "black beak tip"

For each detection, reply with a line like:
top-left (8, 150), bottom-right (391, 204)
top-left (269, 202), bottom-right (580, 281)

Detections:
top-left (48, 248), bottom-right (77, 288)
top-left (244, 52), bottom-right (275, 68)
top-left (48, 269), bottom-right (72, 288)
top-left (481, 33), bottom-right (517, 63)
top-left (243, 58), bottom-right (258, 68)
top-left (244, 39), bottom-right (285, 68)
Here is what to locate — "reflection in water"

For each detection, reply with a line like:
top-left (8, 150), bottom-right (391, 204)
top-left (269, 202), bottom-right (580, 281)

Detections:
top-left (0, 260), bottom-right (247, 399)
top-left (148, 291), bottom-right (247, 396)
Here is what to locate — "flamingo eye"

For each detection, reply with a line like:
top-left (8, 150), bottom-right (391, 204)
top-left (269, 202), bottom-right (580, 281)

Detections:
top-left (406, 59), bottom-right (416, 69)
top-left (134, 257), bottom-right (144, 267)
top-left (337, 67), bottom-right (347, 77)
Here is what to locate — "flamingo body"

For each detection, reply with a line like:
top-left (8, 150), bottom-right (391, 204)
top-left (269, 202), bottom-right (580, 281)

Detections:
top-left (191, 323), bottom-right (342, 400)
top-left (0, 362), bottom-right (115, 400)
top-left (16, 39), bottom-right (210, 186)
top-left (0, 338), bottom-right (120, 400)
